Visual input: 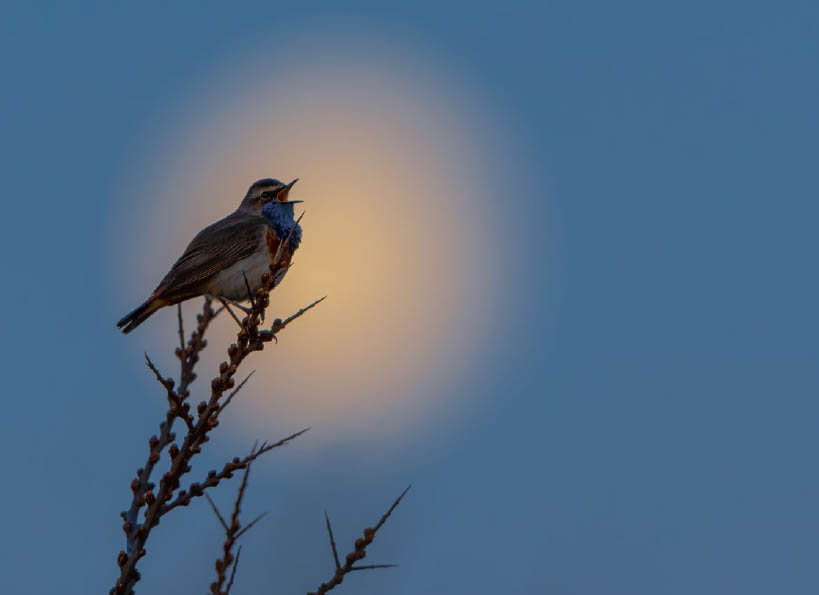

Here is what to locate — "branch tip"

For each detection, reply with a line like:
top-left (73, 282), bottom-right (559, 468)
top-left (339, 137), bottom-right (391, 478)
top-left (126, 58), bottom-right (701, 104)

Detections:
top-left (374, 484), bottom-right (412, 533)
top-left (350, 564), bottom-right (398, 571)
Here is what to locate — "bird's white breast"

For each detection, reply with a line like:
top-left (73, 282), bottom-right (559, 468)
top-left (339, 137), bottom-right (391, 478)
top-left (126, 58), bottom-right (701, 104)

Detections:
top-left (205, 236), bottom-right (281, 302)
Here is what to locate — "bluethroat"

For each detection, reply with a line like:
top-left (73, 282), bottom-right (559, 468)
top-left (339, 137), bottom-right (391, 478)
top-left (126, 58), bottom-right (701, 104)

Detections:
top-left (117, 178), bottom-right (303, 334)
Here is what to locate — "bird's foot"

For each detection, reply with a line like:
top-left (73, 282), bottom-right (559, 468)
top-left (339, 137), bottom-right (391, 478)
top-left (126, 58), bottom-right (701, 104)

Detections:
top-left (257, 318), bottom-right (284, 344)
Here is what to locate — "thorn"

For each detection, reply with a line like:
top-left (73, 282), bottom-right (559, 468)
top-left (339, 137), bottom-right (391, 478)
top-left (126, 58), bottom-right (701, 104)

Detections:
top-left (204, 493), bottom-right (229, 532)
top-left (216, 370), bottom-right (256, 415)
top-left (177, 304), bottom-right (185, 354)
top-left (235, 511), bottom-right (268, 539)
top-left (324, 510), bottom-right (341, 570)
top-left (349, 564), bottom-right (398, 571)
top-left (225, 545), bottom-right (242, 594)
top-left (241, 270), bottom-right (256, 307)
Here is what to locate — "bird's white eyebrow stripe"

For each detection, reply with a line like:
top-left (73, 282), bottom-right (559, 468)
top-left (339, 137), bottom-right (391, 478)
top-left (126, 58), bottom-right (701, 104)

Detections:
top-left (257, 185), bottom-right (284, 195)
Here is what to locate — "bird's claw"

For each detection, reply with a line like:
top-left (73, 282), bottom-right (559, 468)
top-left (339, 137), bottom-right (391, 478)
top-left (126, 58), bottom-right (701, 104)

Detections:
top-left (257, 329), bottom-right (277, 343)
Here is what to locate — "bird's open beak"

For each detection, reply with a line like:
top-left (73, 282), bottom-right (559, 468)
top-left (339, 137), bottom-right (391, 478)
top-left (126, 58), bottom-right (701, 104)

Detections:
top-left (275, 178), bottom-right (301, 203)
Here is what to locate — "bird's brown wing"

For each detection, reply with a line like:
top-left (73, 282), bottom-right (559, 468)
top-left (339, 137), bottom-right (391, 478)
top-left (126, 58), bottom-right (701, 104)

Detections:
top-left (155, 212), bottom-right (266, 297)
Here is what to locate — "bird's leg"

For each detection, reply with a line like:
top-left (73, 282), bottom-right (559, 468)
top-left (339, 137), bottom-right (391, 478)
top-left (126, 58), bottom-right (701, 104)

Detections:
top-left (227, 300), bottom-right (254, 315)
top-left (219, 298), bottom-right (245, 329)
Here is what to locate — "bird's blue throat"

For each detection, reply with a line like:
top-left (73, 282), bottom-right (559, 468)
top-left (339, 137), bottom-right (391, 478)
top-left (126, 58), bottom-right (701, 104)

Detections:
top-left (262, 201), bottom-right (302, 251)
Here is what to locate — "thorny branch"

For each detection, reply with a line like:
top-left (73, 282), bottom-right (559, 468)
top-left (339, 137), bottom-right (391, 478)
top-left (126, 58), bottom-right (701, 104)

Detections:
top-left (112, 249), bottom-right (324, 594)
top-left (159, 429), bottom-right (309, 516)
top-left (206, 451), bottom-right (266, 595)
top-left (308, 486), bottom-right (411, 595)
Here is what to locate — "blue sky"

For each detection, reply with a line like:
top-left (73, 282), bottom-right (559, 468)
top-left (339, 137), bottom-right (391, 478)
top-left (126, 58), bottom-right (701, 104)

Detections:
top-left (1, 2), bottom-right (818, 593)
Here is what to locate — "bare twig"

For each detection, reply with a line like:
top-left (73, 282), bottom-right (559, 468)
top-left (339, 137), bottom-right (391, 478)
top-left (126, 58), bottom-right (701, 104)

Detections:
top-left (261, 295), bottom-right (326, 343)
top-left (208, 456), bottom-right (261, 595)
top-left (177, 297), bottom-right (216, 393)
top-left (308, 486), bottom-right (411, 595)
top-left (159, 428), bottom-right (309, 516)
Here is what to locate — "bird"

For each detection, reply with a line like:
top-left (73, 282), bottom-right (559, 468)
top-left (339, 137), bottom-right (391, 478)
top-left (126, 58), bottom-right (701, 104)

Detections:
top-left (117, 178), bottom-right (303, 334)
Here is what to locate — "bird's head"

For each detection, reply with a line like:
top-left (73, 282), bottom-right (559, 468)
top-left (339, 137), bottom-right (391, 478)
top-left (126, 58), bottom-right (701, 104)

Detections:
top-left (240, 178), bottom-right (301, 213)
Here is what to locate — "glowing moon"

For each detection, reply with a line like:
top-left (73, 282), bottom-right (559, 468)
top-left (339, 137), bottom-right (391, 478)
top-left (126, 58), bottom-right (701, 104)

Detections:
top-left (111, 40), bottom-right (519, 445)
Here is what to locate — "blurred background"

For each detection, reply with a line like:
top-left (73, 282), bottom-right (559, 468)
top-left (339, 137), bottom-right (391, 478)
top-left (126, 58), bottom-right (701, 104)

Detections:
top-left (1, 2), bottom-right (817, 593)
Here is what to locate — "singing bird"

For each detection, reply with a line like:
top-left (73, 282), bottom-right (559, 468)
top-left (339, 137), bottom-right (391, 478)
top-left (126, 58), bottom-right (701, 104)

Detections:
top-left (117, 178), bottom-right (303, 334)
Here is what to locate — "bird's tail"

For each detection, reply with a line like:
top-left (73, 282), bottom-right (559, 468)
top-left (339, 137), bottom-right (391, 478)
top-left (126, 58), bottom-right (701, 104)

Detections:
top-left (116, 295), bottom-right (166, 334)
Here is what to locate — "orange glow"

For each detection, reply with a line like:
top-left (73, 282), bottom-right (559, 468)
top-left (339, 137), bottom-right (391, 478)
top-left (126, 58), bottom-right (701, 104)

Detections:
top-left (110, 41), bottom-right (519, 446)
